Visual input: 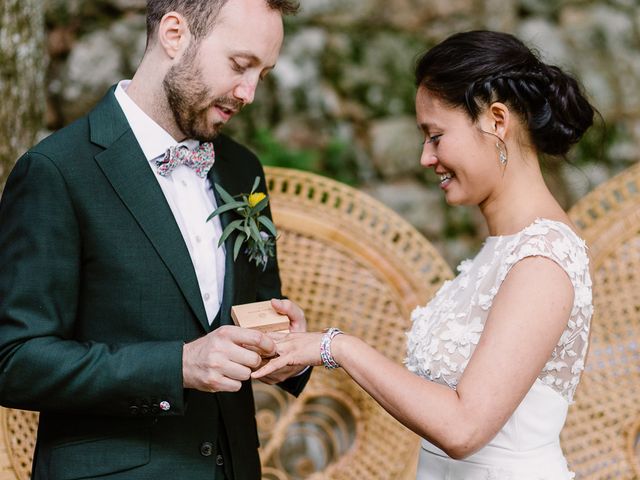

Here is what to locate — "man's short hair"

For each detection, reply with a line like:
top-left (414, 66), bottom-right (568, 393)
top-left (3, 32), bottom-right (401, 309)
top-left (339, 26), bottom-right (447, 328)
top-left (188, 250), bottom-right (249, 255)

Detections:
top-left (146, 0), bottom-right (299, 45)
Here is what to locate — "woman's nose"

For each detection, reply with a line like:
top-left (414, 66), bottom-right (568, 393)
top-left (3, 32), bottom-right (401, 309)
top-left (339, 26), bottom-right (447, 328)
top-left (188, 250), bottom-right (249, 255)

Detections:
top-left (420, 145), bottom-right (438, 168)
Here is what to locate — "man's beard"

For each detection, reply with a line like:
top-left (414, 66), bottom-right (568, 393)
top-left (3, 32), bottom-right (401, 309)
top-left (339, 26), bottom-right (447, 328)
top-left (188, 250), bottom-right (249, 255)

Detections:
top-left (163, 45), bottom-right (243, 142)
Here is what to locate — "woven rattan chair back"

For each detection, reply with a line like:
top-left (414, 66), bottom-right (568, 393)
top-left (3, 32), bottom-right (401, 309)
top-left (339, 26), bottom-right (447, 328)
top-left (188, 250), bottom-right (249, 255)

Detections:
top-left (0, 167), bottom-right (453, 480)
top-left (562, 162), bottom-right (640, 479)
top-left (256, 167), bottom-right (452, 479)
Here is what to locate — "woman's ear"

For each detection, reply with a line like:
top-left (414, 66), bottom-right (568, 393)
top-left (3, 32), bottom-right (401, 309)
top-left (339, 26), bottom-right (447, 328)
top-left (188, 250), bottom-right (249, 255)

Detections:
top-left (157, 11), bottom-right (191, 59)
top-left (486, 102), bottom-right (510, 142)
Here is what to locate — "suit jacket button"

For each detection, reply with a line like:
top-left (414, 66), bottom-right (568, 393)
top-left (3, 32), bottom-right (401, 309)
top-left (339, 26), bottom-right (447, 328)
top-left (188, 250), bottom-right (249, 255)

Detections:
top-left (200, 442), bottom-right (214, 457)
top-left (216, 454), bottom-right (224, 466)
top-left (140, 404), bottom-right (149, 415)
top-left (129, 406), bottom-right (139, 416)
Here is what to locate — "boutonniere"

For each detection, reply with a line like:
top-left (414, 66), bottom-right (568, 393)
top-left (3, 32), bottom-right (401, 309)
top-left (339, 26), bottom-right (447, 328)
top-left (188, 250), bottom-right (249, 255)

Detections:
top-left (207, 176), bottom-right (278, 271)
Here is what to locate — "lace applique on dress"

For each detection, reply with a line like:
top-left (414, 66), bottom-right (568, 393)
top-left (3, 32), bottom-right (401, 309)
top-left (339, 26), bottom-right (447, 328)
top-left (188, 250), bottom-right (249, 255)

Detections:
top-left (405, 219), bottom-right (593, 403)
top-left (482, 468), bottom-right (575, 480)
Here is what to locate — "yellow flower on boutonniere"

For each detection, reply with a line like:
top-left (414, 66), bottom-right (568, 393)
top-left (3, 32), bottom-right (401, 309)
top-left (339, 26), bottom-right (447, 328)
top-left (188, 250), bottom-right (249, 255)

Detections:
top-left (248, 192), bottom-right (266, 208)
top-left (207, 176), bottom-right (277, 271)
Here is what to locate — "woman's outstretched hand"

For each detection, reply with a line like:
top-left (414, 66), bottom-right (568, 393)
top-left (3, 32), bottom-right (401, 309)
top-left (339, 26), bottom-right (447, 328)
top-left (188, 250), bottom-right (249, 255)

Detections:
top-left (252, 330), bottom-right (326, 380)
top-left (251, 298), bottom-right (312, 384)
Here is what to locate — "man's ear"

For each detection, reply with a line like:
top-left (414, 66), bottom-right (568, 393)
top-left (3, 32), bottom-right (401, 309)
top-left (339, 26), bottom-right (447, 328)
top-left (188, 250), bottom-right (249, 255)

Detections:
top-left (157, 11), bottom-right (191, 59)
top-left (484, 102), bottom-right (510, 142)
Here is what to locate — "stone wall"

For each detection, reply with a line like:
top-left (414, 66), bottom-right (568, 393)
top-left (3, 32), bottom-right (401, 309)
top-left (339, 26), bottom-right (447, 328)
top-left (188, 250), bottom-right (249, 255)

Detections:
top-left (43, 0), bottom-right (640, 266)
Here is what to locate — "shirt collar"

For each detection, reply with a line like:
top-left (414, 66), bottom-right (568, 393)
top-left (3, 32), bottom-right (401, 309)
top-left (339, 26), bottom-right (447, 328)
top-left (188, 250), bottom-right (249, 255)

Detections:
top-left (114, 80), bottom-right (199, 162)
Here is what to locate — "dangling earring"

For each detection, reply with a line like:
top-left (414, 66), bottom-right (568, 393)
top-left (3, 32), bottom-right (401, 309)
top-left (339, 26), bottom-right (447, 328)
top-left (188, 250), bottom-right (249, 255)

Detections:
top-left (496, 142), bottom-right (507, 165)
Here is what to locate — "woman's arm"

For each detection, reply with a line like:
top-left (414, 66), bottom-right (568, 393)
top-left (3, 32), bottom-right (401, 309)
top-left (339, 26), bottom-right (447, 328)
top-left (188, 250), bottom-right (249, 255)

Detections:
top-left (254, 256), bottom-right (574, 458)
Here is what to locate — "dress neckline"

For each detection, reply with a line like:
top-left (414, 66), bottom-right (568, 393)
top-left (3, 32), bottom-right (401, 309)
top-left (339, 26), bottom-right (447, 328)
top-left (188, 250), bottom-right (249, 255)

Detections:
top-left (485, 217), bottom-right (574, 242)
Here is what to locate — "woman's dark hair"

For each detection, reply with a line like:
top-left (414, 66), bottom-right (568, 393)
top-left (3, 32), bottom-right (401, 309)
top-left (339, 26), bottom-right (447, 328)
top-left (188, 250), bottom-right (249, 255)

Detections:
top-left (415, 30), bottom-right (595, 156)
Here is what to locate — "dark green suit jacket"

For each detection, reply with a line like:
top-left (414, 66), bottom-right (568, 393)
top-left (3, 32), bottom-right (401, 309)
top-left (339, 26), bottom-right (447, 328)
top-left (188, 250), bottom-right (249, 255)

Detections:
top-left (0, 89), bottom-right (310, 479)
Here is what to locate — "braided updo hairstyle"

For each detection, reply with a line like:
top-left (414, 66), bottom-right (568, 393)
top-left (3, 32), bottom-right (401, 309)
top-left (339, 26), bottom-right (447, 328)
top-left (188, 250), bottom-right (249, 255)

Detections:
top-left (415, 31), bottom-right (595, 156)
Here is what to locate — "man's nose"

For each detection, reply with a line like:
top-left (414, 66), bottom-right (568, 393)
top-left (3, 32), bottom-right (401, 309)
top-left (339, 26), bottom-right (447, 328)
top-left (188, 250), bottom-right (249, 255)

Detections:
top-left (233, 78), bottom-right (258, 105)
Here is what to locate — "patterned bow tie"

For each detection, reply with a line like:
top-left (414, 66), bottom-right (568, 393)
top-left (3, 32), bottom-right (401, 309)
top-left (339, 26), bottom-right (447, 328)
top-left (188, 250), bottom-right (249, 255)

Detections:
top-left (156, 142), bottom-right (215, 178)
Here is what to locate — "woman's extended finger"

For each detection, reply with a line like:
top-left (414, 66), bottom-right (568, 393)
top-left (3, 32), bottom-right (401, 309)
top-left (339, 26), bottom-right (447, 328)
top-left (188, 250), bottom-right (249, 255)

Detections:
top-left (251, 356), bottom-right (288, 379)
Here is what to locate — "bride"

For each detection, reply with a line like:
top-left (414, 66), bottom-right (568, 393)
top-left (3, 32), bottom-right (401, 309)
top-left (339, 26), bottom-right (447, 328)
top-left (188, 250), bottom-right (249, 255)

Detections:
top-left (254, 30), bottom-right (595, 479)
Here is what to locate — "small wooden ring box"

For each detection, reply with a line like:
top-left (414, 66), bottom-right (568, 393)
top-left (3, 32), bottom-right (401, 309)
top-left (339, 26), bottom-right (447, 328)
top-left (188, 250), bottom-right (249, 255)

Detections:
top-left (231, 300), bottom-right (290, 333)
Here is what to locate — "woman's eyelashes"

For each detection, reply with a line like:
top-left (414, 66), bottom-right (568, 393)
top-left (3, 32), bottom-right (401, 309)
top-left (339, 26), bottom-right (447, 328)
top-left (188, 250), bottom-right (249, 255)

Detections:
top-left (423, 134), bottom-right (443, 145)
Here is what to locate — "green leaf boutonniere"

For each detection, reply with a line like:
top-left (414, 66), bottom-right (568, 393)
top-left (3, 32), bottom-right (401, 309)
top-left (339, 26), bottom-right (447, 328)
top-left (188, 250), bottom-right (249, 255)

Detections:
top-left (207, 176), bottom-right (278, 271)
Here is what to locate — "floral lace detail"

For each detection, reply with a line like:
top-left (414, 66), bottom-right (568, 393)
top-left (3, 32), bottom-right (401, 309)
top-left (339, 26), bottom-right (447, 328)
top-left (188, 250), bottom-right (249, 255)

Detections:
top-left (405, 219), bottom-right (593, 403)
top-left (481, 467), bottom-right (575, 480)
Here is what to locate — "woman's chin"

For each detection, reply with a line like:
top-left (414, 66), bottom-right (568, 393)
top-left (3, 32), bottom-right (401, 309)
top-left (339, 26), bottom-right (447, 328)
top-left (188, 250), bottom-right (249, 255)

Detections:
top-left (444, 195), bottom-right (475, 207)
top-left (443, 192), bottom-right (463, 206)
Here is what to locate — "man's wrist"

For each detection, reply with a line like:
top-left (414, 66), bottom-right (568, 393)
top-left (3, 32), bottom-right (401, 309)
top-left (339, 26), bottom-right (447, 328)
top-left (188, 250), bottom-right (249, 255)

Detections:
top-left (182, 341), bottom-right (194, 389)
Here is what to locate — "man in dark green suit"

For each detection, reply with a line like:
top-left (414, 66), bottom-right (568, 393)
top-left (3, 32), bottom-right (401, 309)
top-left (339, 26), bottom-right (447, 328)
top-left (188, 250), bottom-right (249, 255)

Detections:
top-left (0, 1), bottom-right (310, 478)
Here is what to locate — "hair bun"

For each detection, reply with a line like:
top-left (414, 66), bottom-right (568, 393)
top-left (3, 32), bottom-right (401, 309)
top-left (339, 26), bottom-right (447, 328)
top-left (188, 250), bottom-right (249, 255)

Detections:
top-left (532, 65), bottom-right (594, 156)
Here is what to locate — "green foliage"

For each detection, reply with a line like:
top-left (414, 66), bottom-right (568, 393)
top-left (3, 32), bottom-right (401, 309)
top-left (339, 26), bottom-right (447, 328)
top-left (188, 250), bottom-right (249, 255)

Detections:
top-left (321, 30), bottom-right (421, 119)
top-left (45, 0), bottom-right (123, 33)
top-left (253, 129), bottom-right (319, 172)
top-left (571, 120), bottom-right (626, 166)
top-left (252, 129), bottom-right (361, 186)
top-left (443, 208), bottom-right (478, 239)
top-left (208, 178), bottom-right (277, 271)
top-left (321, 137), bottom-right (361, 186)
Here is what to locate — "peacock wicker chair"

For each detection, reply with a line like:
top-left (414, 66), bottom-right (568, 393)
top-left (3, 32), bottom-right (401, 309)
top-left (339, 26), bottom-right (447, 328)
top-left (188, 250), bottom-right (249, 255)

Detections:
top-left (562, 161), bottom-right (640, 479)
top-left (0, 167), bottom-right (453, 480)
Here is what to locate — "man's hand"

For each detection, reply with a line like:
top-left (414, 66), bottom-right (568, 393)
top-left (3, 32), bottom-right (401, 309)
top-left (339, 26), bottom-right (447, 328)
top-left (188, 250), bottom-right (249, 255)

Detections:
top-left (255, 299), bottom-right (309, 385)
top-left (182, 325), bottom-right (276, 392)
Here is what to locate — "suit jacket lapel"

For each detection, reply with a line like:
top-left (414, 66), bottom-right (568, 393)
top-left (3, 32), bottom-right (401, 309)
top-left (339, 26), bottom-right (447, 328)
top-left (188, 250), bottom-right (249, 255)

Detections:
top-left (89, 89), bottom-right (209, 331)
top-left (207, 142), bottom-right (251, 326)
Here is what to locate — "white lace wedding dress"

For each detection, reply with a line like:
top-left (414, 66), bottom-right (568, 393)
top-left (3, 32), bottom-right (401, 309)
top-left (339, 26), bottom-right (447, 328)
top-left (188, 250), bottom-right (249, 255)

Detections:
top-left (406, 219), bottom-right (593, 479)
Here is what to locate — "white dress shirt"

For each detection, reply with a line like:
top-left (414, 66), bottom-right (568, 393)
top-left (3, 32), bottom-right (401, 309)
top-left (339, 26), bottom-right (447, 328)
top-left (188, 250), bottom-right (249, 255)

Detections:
top-left (114, 80), bottom-right (225, 324)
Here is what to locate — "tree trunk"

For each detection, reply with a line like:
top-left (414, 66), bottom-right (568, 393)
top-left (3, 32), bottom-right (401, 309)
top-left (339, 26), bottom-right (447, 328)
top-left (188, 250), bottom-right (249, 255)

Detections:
top-left (0, 0), bottom-right (45, 193)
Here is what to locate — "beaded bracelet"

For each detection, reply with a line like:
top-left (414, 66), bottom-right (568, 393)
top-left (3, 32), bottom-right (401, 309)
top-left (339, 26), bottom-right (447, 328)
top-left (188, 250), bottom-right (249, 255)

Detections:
top-left (320, 327), bottom-right (343, 369)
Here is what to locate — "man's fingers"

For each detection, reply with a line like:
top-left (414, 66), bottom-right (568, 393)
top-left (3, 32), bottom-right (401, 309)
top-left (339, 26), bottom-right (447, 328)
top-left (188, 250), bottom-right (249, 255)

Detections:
top-left (219, 325), bottom-right (276, 357)
top-left (221, 358), bottom-right (254, 381)
top-left (241, 343), bottom-right (278, 360)
top-left (270, 298), bottom-right (299, 319)
top-left (266, 331), bottom-right (288, 342)
top-left (226, 343), bottom-right (263, 370)
top-left (270, 299), bottom-right (306, 333)
top-left (255, 333), bottom-right (277, 357)
top-left (270, 298), bottom-right (287, 314)
top-left (214, 377), bottom-right (244, 392)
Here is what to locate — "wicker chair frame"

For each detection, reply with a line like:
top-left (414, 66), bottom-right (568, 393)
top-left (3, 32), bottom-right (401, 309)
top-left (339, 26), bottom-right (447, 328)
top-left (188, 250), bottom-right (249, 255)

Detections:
top-left (562, 161), bottom-right (640, 479)
top-left (0, 166), bottom-right (453, 480)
